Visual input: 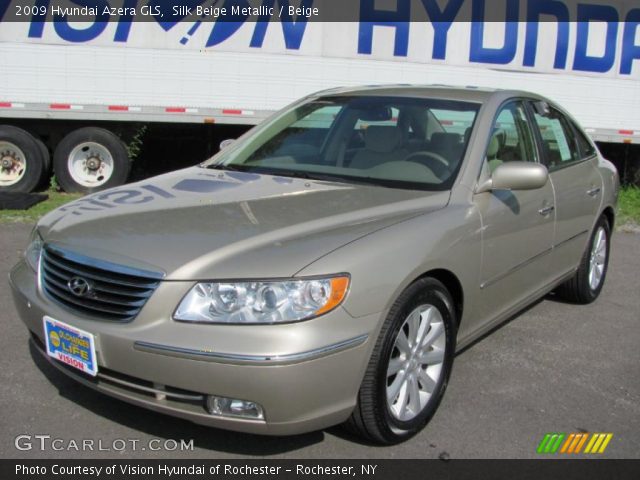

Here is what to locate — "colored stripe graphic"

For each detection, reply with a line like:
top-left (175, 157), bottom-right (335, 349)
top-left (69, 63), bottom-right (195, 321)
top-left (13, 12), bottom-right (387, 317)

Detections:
top-left (560, 433), bottom-right (589, 453)
top-left (537, 433), bottom-right (565, 454)
top-left (560, 433), bottom-right (575, 453)
top-left (575, 433), bottom-right (589, 453)
top-left (538, 433), bottom-right (613, 454)
top-left (537, 433), bottom-right (552, 453)
top-left (549, 434), bottom-right (565, 453)
top-left (584, 434), bottom-right (599, 453)
top-left (585, 433), bottom-right (613, 454)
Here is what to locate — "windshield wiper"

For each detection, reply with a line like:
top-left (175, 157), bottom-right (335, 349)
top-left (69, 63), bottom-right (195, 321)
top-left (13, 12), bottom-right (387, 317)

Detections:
top-left (205, 163), bottom-right (249, 172)
top-left (259, 168), bottom-right (378, 186)
top-left (205, 164), bottom-right (381, 187)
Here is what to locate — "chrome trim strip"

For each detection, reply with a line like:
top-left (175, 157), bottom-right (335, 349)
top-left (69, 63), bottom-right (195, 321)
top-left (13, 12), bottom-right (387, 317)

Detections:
top-left (480, 248), bottom-right (552, 289)
top-left (457, 267), bottom-right (578, 352)
top-left (134, 334), bottom-right (369, 366)
top-left (45, 244), bottom-right (165, 280)
top-left (480, 230), bottom-right (589, 290)
top-left (554, 230), bottom-right (589, 249)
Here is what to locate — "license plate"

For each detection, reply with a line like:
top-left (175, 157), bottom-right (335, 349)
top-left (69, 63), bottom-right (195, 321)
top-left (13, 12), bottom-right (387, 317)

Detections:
top-left (43, 316), bottom-right (98, 377)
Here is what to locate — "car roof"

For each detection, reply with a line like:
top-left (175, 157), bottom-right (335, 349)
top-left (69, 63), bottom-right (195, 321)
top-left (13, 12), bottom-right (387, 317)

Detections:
top-left (318, 84), bottom-right (545, 104)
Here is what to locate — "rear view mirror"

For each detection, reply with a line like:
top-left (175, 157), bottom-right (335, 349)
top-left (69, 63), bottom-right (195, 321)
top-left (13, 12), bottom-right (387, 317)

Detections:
top-left (477, 162), bottom-right (549, 193)
top-left (219, 139), bottom-right (236, 150)
top-left (358, 106), bottom-right (393, 122)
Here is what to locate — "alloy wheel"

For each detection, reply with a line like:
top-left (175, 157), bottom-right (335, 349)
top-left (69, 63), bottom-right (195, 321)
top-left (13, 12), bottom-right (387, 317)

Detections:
top-left (588, 226), bottom-right (607, 291)
top-left (386, 304), bottom-right (446, 422)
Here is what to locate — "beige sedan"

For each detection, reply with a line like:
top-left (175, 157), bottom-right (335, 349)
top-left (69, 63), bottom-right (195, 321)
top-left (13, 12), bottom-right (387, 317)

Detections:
top-left (10, 86), bottom-right (618, 444)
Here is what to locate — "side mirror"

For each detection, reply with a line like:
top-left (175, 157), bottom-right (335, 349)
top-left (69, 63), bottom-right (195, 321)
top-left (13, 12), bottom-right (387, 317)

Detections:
top-left (477, 162), bottom-right (548, 193)
top-left (219, 139), bottom-right (236, 150)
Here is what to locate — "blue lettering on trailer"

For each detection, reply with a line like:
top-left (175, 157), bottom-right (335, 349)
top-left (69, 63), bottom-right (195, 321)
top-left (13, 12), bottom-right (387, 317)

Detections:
top-left (622, 10), bottom-right (640, 75)
top-left (2, 0), bottom-right (639, 76)
top-left (355, 0), bottom-right (639, 75)
top-left (469, 0), bottom-right (519, 65)
top-left (523, 0), bottom-right (570, 69)
top-left (573, 3), bottom-right (619, 73)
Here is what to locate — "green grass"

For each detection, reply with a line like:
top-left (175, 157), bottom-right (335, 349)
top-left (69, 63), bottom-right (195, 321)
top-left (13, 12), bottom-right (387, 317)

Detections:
top-left (0, 190), bottom-right (82, 224)
top-left (1, 186), bottom-right (639, 230)
top-left (618, 186), bottom-right (640, 229)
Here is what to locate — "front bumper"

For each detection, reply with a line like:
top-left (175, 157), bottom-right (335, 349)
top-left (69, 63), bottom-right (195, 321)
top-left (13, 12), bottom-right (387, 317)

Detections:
top-left (9, 260), bottom-right (380, 435)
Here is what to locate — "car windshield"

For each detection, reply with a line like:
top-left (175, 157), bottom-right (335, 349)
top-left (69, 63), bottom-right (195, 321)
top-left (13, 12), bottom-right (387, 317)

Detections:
top-left (205, 96), bottom-right (480, 191)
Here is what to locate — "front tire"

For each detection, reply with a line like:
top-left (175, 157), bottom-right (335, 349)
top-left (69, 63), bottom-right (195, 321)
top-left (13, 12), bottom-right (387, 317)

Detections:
top-left (346, 278), bottom-right (456, 444)
top-left (556, 216), bottom-right (611, 304)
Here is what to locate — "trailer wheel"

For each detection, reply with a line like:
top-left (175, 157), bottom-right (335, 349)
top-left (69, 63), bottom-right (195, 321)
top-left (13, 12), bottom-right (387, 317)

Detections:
top-left (0, 125), bottom-right (46, 193)
top-left (54, 127), bottom-right (130, 193)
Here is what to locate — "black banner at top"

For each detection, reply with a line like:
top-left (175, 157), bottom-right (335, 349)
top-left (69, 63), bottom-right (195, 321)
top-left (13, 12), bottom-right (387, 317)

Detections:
top-left (0, 0), bottom-right (638, 23)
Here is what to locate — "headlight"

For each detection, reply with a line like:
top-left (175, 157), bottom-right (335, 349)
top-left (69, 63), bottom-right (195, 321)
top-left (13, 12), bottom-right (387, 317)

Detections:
top-left (24, 229), bottom-right (43, 272)
top-left (174, 276), bottom-right (350, 324)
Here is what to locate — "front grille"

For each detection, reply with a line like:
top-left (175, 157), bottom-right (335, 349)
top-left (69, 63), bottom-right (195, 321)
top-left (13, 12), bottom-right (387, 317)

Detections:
top-left (40, 245), bottom-right (163, 322)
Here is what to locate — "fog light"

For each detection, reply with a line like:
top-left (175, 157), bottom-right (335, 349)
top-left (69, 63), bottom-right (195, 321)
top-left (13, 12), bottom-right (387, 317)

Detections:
top-left (206, 395), bottom-right (265, 420)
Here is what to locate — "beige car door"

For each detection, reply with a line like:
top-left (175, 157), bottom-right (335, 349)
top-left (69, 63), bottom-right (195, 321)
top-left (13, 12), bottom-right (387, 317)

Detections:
top-left (529, 103), bottom-right (603, 275)
top-left (473, 101), bottom-right (556, 324)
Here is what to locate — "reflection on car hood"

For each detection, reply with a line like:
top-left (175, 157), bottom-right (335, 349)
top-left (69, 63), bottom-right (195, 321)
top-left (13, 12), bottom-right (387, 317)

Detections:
top-left (38, 167), bottom-right (450, 279)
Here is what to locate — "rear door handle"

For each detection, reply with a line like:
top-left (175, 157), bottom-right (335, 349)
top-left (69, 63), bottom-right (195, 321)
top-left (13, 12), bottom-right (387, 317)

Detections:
top-left (587, 187), bottom-right (601, 197)
top-left (538, 205), bottom-right (555, 216)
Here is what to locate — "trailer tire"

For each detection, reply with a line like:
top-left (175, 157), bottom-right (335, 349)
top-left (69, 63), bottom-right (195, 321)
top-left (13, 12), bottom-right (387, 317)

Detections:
top-left (0, 125), bottom-right (46, 193)
top-left (34, 138), bottom-right (52, 188)
top-left (54, 127), bottom-right (130, 193)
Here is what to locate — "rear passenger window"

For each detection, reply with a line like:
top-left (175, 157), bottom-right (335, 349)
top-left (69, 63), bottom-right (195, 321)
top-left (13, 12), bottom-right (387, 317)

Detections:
top-left (531, 107), bottom-right (581, 169)
top-left (485, 101), bottom-right (537, 172)
top-left (571, 121), bottom-right (597, 158)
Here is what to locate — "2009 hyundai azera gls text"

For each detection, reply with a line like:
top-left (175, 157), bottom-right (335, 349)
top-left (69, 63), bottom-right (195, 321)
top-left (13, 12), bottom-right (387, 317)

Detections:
top-left (10, 87), bottom-right (618, 444)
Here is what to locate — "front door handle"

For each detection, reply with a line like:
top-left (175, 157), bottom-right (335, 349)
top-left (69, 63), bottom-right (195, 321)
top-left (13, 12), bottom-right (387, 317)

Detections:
top-left (587, 187), bottom-right (601, 197)
top-left (538, 205), bottom-right (555, 216)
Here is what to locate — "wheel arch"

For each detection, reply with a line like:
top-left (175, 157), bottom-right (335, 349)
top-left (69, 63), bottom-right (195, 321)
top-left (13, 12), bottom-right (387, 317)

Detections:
top-left (601, 206), bottom-right (615, 231)
top-left (413, 268), bottom-right (464, 327)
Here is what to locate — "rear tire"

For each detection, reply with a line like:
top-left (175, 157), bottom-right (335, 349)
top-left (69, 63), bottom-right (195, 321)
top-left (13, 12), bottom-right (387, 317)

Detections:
top-left (346, 278), bottom-right (456, 444)
top-left (53, 127), bottom-right (130, 193)
top-left (555, 216), bottom-right (611, 304)
top-left (0, 125), bottom-right (46, 193)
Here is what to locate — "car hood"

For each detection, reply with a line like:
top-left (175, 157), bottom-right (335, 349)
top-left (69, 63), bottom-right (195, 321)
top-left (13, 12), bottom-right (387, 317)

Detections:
top-left (38, 167), bottom-right (450, 279)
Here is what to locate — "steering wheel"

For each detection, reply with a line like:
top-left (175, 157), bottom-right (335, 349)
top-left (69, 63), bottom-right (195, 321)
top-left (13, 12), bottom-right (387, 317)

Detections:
top-left (403, 151), bottom-right (451, 180)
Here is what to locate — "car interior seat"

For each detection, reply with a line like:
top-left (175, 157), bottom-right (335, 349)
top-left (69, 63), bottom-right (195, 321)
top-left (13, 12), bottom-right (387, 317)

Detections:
top-left (430, 132), bottom-right (462, 161)
top-left (349, 126), bottom-right (408, 169)
top-left (487, 133), bottom-right (503, 172)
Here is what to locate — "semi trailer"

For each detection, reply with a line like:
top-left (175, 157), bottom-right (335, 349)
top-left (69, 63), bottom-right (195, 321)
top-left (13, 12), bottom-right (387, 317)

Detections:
top-left (1, 0), bottom-right (639, 193)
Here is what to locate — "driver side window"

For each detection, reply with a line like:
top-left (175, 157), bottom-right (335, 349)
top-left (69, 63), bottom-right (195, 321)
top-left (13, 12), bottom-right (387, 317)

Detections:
top-left (486, 102), bottom-right (537, 173)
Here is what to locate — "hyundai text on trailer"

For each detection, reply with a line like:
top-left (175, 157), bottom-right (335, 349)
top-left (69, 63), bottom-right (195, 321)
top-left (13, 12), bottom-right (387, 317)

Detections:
top-left (10, 86), bottom-right (618, 443)
top-left (0, 1), bottom-right (638, 193)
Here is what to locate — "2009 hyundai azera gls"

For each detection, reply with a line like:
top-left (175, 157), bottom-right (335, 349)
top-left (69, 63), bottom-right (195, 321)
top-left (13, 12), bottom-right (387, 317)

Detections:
top-left (10, 86), bottom-right (618, 444)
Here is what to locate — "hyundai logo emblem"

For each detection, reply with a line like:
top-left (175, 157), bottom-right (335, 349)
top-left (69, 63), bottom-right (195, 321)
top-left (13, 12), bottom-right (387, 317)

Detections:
top-left (67, 276), bottom-right (92, 297)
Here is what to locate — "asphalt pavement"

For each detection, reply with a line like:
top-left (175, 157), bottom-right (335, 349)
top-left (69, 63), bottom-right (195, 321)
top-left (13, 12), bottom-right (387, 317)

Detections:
top-left (1, 223), bottom-right (638, 459)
